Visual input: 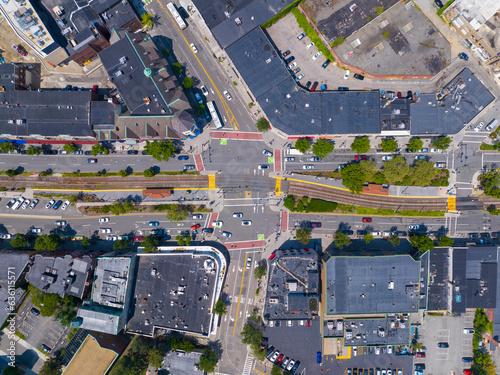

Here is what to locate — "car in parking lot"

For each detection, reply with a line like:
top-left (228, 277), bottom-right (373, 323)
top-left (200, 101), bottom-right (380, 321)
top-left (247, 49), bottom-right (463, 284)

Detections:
top-left (202, 228), bottom-right (214, 234)
top-left (223, 90), bottom-right (232, 101)
top-left (474, 121), bottom-right (484, 132)
top-left (312, 52), bottom-right (322, 60)
top-left (276, 354), bottom-right (284, 365)
top-left (462, 357), bottom-right (473, 363)
top-left (463, 370), bottom-right (471, 375)
top-left (353, 73), bottom-right (365, 80)
top-left (242, 220), bottom-right (252, 226)
top-left (270, 350), bottom-right (280, 362)
top-left (297, 32), bottom-right (306, 40)
top-left (31, 307), bottom-right (40, 316)
top-left (281, 357), bottom-right (290, 369)
top-left (285, 56), bottom-right (295, 64)
top-left (40, 344), bottom-right (52, 353)
top-left (291, 361), bottom-right (300, 373)
top-left (306, 42), bottom-right (314, 49)
top-left (45, 200), bottom-right (55, 209)
top-left (12, 197), bottom-right (25, 211)
top-left (61, 200), bottom-right (70, 210)
top-left (355, 155), bottom-right (367, 160)
top-left (6, 199), bottom-right (16, 209)
top-left (458, 52), bottom-right (469, 60)
top-left (288, 62), bottom-right (297, 70)
top-left (222, 231), bottom-right (232, 238)
top-left (286, 359), bottom-right (295, 371)
top-left (21, 199), bottom-right (30, 209)
top-left (148, 221), bottom-right (159, 227)
top-left (282, 50), bottom-right (291, 57)
top-left (189, 43), bottom-right (198, 53)
top-left (463, 328), bottom-right (475, 334)
top-left (87, 158), bottom-right (97, 163)
top-left (52, 200), bottom-right (63, 210)
top-left (381, 155), bottom-right (393, 161)
top-left (292, 67), bottom-right (300, 75)
top-left (310, 81), bottom-right (318, 91)
top-left (338, 86), bottom-right (349, 91)
top-left (414, 364), bottom-right (425, 370)
top-left (322, 59), bottom-right (331, 68)
top-left (362, 217), bottom-right (372, 223)
top-left (194, 92), bottom-right (203, 104)
top-left (437, 342), bottom-right (449, 348)
top-left (468, 232), bottom-right (479, 239)
top-left (303, 165), bottom-right (314, 169)
top-left (296, 73), bottom-right (305, 81)
top-left (344, 70), bottom-right (350, 79)
top-left (262, 149), bottom-right (273, 157)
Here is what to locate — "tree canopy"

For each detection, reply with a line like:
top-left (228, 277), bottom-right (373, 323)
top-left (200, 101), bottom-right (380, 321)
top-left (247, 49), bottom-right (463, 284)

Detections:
top-left (359, 160), bottom-right (377, 182)
top-left (113, 238), bottom-right (131, 250)
top-left (254, 264), bottom-right (267, 280)
top-left (432, 136), bottom-right (451, 150)
top-left (388, 234), bottom-right (400, 246)
top-left (140, 13), bottom-right (155, 29)
top-left (296, 226), bottom-right (311, 245)
top-left (91, 143), bottom-right (109, 156)
top-left (334, 231), bottom-right (352, 249)
top-left (409, 160), bottom-right (437, 186)
top-left (351, 136), bottom-right (370, 154)
top-left (407, 137), bottom-right (423, 152)
top-left (198, 347), bottom-right (219, 373)
top-left (312, 139), bottom-right (334, 158)
top-left (383, 155), bottom-right (410, 184)
top-left (438, 236), bottom-right (454, 247)
top-left (166, 204), bottom-right (192, 222)
top-left (29, 285), bottom-right (61, 316)
top-left (241, 312), bottom-right (266, 361)
top-left (144, 140), bottom-right (176, 162)
top-left (295, 138), bottom-right (311, 154)
top-left (34, 233), bottom-right (61, 251)
top-left (255, 118), bottom-right (270, 132)
top-left (39, 358), bottom-right (62, 375)
top-left (10, 233), bottom-right (28, 249)
top-left (63, 143), bottom-right (78, 154)
top-left (341, 163), bottom-right (366, 194)
top-left (214, 300), bottom-right (227, 316)
top-left (147, 348), bottom-right (165, 368)
top-left (409, 234), bottom-right (434, 252)
top-left (381, 137), bottom-right (398, 152)
top-left (363, 233), bottom-right (374, 244)
top-left (142, 235), bottom-right (159, 253)
top-left (27, 145), bottom-right (41, 155)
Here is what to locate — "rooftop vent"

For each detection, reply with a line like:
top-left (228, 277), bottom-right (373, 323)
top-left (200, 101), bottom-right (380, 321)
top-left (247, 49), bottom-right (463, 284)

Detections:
top-left (119, 56), bottom-right (127, 65)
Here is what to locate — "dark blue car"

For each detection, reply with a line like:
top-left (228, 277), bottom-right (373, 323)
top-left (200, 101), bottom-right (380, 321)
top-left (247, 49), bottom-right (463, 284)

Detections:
top-left (52, 200), bottom-right (63, 210)
top-left (317, 352), bottom-right (322, 364)
top-left (178, 155), bottom-right (189, 160)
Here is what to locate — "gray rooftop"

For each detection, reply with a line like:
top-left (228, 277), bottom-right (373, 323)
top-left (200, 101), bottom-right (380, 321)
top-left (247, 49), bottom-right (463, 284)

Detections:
top-left (325, 254), bottom-right (421, 315)
top-left (0, 252), bottom-right (30, 325)
top-left (264, 248), bottom-right (319, 321)
top-left (193, 0), bottom-right (295, 48)
top-left (427, 248), bottom-right (450, 311)
top-left (344, 316), bottom-right (411, 347)
top-left (164, 350), bottom-right (204, 375)
top-left (26, 254), bottom-right (92, 299)
top-left (126, 253), bottom-right (218, 337)
top-left (226, 28), bottom-right (381, 136)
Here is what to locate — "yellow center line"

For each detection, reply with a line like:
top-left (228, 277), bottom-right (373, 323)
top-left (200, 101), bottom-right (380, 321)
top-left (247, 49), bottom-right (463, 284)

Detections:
top-left (156, 0), bottom-right (240, 131)
top-left (233, 253), bottom-right (248, 336)
top-left (254, 369), bottom-right (265, 375)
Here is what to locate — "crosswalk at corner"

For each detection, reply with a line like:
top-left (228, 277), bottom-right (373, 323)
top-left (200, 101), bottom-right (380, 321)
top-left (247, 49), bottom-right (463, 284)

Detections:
top-left (242, 351), bottom-right (254, 375)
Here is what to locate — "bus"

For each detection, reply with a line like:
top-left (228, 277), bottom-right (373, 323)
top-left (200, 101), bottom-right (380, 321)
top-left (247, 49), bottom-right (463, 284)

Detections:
top-left (207, 101), bottom-right (223, 129)
top-left (167, 2), bottom-right (187, 30)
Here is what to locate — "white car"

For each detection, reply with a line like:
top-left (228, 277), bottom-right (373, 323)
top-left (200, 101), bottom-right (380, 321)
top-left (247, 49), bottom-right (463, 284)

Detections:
top-left (189, 43), bottom-right (198, 53)
top-left (353, 347), bottom-right (357, 356)
top-left (61, 200), bottom-right (70, 210)
top-left (232, 212), bottom-right (243, 218)
top-left (430, 148), bottom-right (441, 153)
top-left (296, 73), bottom-right (305, 80)
top-left (288, 62), bottom-right (297, 69)
top-left (45, 200), bottom-right (55, 209)
top-left (99, 228), bottom-right (112, 233)
top-left (0, 234), bottom-right (12, 239)
top-left (212, 221), bottom-right (223, 227)
top-left (270, 351), bottom-right (280, 362)
top-left (262, 149), bottom-right (273, 157)
top-left (312, 51), bottom-right (322, 60)
top-left (381, 155), bottom-right (393, 161)
top-left (21, 199), bottom-right (30, 209)
top-left (117, 235), bottom-right (129, 240)
top-left (306, 42), bottom-right (314, 49)
top-left (223, 90), bottom-right (232, 101)
top-left (55, 221), bottom-right (66, 226)
top-left (31, 228), bottom-right (42, 233)
top-left (409, 225), bottom-right (420, 230)
top-left (222, 231), bottom-right (232, 238)
top-left (242, 220), bottom-right (252, 226)
top-left (287, 360), bottom-right (295, 371)
top-left (192, 214), bottom-right (203, 220)
top-left (201, 86), bottom-right (209, 96)
top-left (12, 197), bottom-right (25, 211)
top-left (463, 328), bottom-right (475, 334)
top-left (246, 257), bottom-right (252, 269)
top-left (344, 70), bottom-right (350, 79)
top-left (383, 231), bottom-right (393, 237)
top-left (474, 122), bottom-right (484, 132)
top-left (99, 217), bottom-right (110, 223)
top-left (303, 165), bottom-right (314, 169)
top-left (106, 236), bottom-right (118, 241)
top-left (371, 231), bottom-right (381, 236)
top-left (29, 199), bottom-right (39, 209)
top-left (375, 347), bottom-right (380, 355)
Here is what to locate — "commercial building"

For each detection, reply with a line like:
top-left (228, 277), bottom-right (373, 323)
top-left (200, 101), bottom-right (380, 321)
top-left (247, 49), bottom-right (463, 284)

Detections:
top-left (99, 30), bottom-right (199, 139)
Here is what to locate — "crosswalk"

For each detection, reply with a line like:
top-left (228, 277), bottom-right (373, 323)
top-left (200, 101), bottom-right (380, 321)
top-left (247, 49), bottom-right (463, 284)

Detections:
top-left (242, 351), bottom-right (254, 375)
top-left (143, 0), bottom-right (153, 4)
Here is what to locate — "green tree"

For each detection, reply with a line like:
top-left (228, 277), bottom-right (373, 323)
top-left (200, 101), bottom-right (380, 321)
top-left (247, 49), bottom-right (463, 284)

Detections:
top-left (214, 300), bottom-right (227, 316)
top-left (119, 169), bottom-right (129, 177)
top-left (381, 138), bottom-right (398, 152)
top-left (29, 285), bottom-right (61, 316)
top-left (194, 104), bottom-right (206, 118)
top-left (182, 76), bottom-right (194, 90)
top-left (34, 233), bottom-right (61, 251)
top-left (144, 140), bottom-right (176, 162)
top-left (81, 236), bottom-right (90, 248)
top-left (407, 137), bottom-right (423, 152)
top-left (140, 12), bottom-right (155, 29)
top-left (170, 338), bottom-right (195, 353)
top-left (334, 231), bottom-right (352, 249)
top-left (254, 265), bottom-right (267, 280)
top-left (480, 171), bottom-right (500, 199)
top-left (364, 233), bottom-right (374, 244)
top-left (63, 143), bottom-right (78, 154)
top-left (39, 358), bottom-right (62, 375)
top-left (197, 347), bottom-right (219, 373)
top-left (2, 366), bottom-right (22, 375)
top-left (312, 139), bottom-right (334, 158)
top-left (27, 145), bottom-right (41, 155)
top-left (142, 235), bottom-right (159, 253)
top-left (409, 234), bottom-right (434, 252)
top-left (110, 202), bottom-right (125, 215)
top-left (171, 62), bottom-right (184, 76)
top-left (438, 236), bottom-right (454, 247)
top-left (241, 313), bottom-right (266, 361)
top-left (144, 168), bottom-right (155, 178)
top-left (341, 163), bottom-right (366, 194)
top-left (166, 204), bottom-right (192, 222)
top-left (351, 136), bottom-right (370, 154)
top-left (383, 155), bottom-right (410, 184)
top-left (5, 169), bottom-right (17, 177)
top-left (255, 118), bottom-right (270, 132)
top-left (360, 160), bottom-right (377, 182)
top-left (148, 348), bottom-right (165, 368)
top-left (113, 238), bottom-right (131, 250)
top-left (55, 295), bottom-right (78, 326)
top-left (295, 138), bottom-right (311, 154)
top-left (296, 226), bottom-right (311, 245)
top-left (388, 234), bottom-right (400, 246)
top-left (10, 233), bottom-right (28, 249)
top-left (0, 142), bottom-right (16, 153)
top-left (432, 136), bottom-right (451, 150)
top-left (91, 143), bottom-right (109, 156)
top-left (271, 366), bottom-right (283, 375)
top-left (410, 160), bottom-right (437, 186)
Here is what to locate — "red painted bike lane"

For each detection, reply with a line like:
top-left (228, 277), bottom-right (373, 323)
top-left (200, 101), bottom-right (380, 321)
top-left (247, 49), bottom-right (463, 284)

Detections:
top-left (281, 211), bottom-right (288, 232)
top-left (206, 212), bottom-right (219, 237)
top-left (274, 149), bottom-right (282, 172)
top-left (193, 154), bottom-right (205, 171)
top-left (211, 132), bottom-right (264, 141)
top-left (225, 240), bottom-right (266, 250)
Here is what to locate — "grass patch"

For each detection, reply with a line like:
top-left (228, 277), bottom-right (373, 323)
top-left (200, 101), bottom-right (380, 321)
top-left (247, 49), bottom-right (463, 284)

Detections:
top-left (292, 8), bottom-right (335, 62)
top-left (426, 312), bottom-right (445, 316)
top-left (480, 143), bottom-right (497, 151)
top-left (330, 36), bottom-right (344, 47)
top-left (15, 331), bottom-right (26, 340)
top-left (375, 6), bottom-right (384, 15)
top-left (67, 327), bottom-right (78, 342)
top-left (262, 0), bottom-right (302, 28)
top-left (309, 297), bottom-right (318, 311)
top-left (383, 31), bottom-right (389, 38)
top-left (437, 0), bottom-right (455, 15)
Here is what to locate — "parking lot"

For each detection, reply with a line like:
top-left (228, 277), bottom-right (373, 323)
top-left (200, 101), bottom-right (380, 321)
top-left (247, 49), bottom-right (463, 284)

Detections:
top-left (266, 318), bottom-right (322, 374)
top-left (324, 350), bottom-right (413, 375)
top-left (419, 311), bottom-right (475, 374)
top-left (17, 296), bottom-right (71, 356)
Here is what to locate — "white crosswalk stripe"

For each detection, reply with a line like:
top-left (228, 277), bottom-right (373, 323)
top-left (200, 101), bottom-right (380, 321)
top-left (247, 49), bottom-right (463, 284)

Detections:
top-left (242, 351), bottom-right (254, 375)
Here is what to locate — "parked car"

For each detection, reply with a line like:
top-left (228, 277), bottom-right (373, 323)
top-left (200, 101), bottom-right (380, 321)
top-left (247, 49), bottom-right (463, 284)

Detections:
top-left (233, 212), bottom-right (243, 218)
top-left (31, 228), bottom-right (42, 233)
top-left (306, 42), bottom-right (314, 49)
top-left (21, 199), bottom-right (30, 209)
top-left (362, 217), bottom-right (372, 223)
top-left (202, 228), bottom-right (214, 234)
top-left (415, 352), bottom-right (426, 358)
top-left (127, 150), bottom-right (138, 155)
top-left (178, 6), bottom-right (189, 18)
top-left (55, 221), bottom-right (66, 226)
top-left (31, 307), bottom-right (40, 316)
top-left (338, 87), bottom-right (349, 91)
top-left (458, 52), bottom-right (469, 60)
top-left (353, 73), bottom-right (365, 80)
top-left (242, 220), bottom-right (252, 226)
top-left (296, 73), bottom-right (305, 81)
top-left (463, 328), bottom-right (475, 334)
top-left (262, 149), bottom-right (273, 157)
top-left (430, 148), bottom-right (441, 153)
top-left (322, 59), bottom-right (331, 68)
top-left (45, 200), bottom-right (55, 209)
top-left (312, 52), bottom-right (322, 60)
top-left (201, 86), bottom-right (209, 96)
top-left (381, 155), bottom-right (393, 161)
top-left (474, 122), bottom-right (484, 132)
top-left (434, 0), bottom-right (444, 7)
top-left (12, 44), bottom-right (27, 56)
top-left (287, 360), bottom-right (296, 371)
top-left (303, 165), bottom-right (314, 169)
top-left (343, 70), bottom-right (350, 79)
top-left (310, 81), bottom-right (319, 91)
top-left (292, 67), bottom-right (301, 75)
top-left (317, 352), bottom-right (322, 364)
top-left (40, 344), bottom-right (51, 353)
top-left (462, 357), bottom-right (473, 363)
top-left (288, 62), bottom-right (297, 70)
top-left (52, 200), bottom-right (63, 210)
top-left (133, 236), bottom-right (144, 242)
top-left (414, 155), bottom-right (425, 160)
top-left (6, 199), bottom-right (16, 209)
top-left (437, 342), bottom-right (449, 348)
top-left (309, 156), bottom-right (321, 162)
top-left (282, 50), bottom-right (291, 57)
top-left (297, 32), bottom-right (306, 40)
top-left (409, 225), bottom-right (420, 230)
top-left (0, 234), bottom-right (12, 239)
top-left (270, 351), bottom-right (280, 362)
top-left (285, 56), bottom-right (295, 64)
top-left (285, 157), bottom-right (295, 162)
top-left (355, 155), bottom-right (367, 160)
top-left (414, 364), bottom-right (425, 370)
top-left (212, 221), bottom-right (223, 227)
top-left (184, 165), bottom-right (196, 170)
top-left (222, 231), bottom-right (232, 238)
top-left (178, 155), bottom-right (189, 160)
top-left (434, 162), bottom-right (446, 168)
top-left (61, 200), bottom-right (70, 210)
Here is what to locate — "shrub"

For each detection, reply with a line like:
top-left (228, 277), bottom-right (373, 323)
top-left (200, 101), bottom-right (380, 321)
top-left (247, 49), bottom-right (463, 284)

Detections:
top-left (375, 6), bottom-right (384, 15)
top-left (262, 0), bottom-right (301, 28)
top-left (305, 199), bottom-right (338, 212)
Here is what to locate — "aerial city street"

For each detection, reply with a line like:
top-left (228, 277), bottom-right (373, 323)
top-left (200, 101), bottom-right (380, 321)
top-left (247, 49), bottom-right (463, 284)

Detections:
top-left (0, 0), bottom-right (500, 374)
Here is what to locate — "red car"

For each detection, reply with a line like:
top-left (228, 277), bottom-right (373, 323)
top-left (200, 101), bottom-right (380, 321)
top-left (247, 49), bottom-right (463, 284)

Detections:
top-left (276, 354), bottom-right (284, 365)
top-left (463, 370), bottom-right (471, 375)
top-left (190, 224), bottom-right (200, 231)
top-left (362, 217), bottom-right (372, 223)
top-left (355, 155), bottom-right (367, 160)
top-left (397, 91), bottom-right (402, 98)
top-left (92, 85), bottom-right (99, 93)
top-left (306, 320), bottom-right (311, 327)
top-left (12, 44), bottom-right (27, 56)
top-left (310, 81), bottom-right (319, 92)
top-left (415, 352), bottom-right (426, 358)
top-left (133, 236), bottom-right (144, 242)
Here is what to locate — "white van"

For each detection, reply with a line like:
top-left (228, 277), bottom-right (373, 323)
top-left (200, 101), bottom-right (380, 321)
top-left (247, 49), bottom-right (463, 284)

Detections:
top-left (486, 118), bottom-right (498, 132)
top-left (12, 197), bottom-right (25, 210)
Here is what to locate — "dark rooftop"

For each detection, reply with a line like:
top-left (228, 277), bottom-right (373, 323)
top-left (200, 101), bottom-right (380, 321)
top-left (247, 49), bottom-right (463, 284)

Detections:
top-left (427, 248), bottom-right (449, 311)
top-left (193, 0), bottom-right (295, 48)
top-left (26, 254), bottom-right (92, 299)
top-left (127, 253), bottom-right (218, 337)
top-left (0, 252), bottom-right (30, 325)
top-left (344, 316), bottom-right (411, 346)
top-left (325, 253), bottom-right (421, 315)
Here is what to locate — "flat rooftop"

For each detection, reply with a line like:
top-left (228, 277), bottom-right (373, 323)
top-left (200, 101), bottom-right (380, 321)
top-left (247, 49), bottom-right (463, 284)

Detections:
top-left (127, 253), bottom-right (218, 336)
top-left (264, 248), bottom-right (319, 321)
top-left (164, 350), bottom-right (204, 375)
top-left (428, 248), bottom-right (450, 311)
top-left (325, 254), bottom-right (421, 315)
top-left (92, 257), bottom-right (132, 308)
top-left (344, 316), bottom-right (411, 347)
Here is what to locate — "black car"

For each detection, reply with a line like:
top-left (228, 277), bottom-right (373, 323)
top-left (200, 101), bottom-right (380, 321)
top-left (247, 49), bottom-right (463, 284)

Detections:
top-left (480, 232), bottom-right (491, 238)
top-left (435, 0), bottom-right (444, 7)
top-left (353, 73), bottom-right (365, 80)
top-left (342, 230), bottom-right (354, 235)
top-left (282, 50), bottom-right (291, 57)
top-left (178, 6), bottom-right (189, 18)
top-left (468, 233), bottom-right (479, 239)
top-left (357, 230), bottom-right (367, 235)
top-left (338, 87), bottom-right (349, 91)
top-left (202, 228), bottom-right (214, 234)
top-left (322, 59), bottom-right (331, 69)
top-left (84, 151), bottom-right (92, 155)
top-left (415, 363), bottom-right (426, 370)
top-left (127, 150), bottom-right (138, 155)
top-left (437, 342), bottom-right (449, 348)
top-left (305, 81), bottom-right (312, 90)
top-left (285, 56), bottom-right (295, 64)
top-left (40, 344), bottom-right (52, 353)
top-left (30, 307), bottom-right (40, 316)
top-left (407, 90), bottom-right (413, 99)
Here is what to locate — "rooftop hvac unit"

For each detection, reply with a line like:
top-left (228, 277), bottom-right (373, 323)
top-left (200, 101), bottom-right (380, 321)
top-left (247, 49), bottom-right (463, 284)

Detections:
top-left (119, 56), bottom-right (128, 64)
